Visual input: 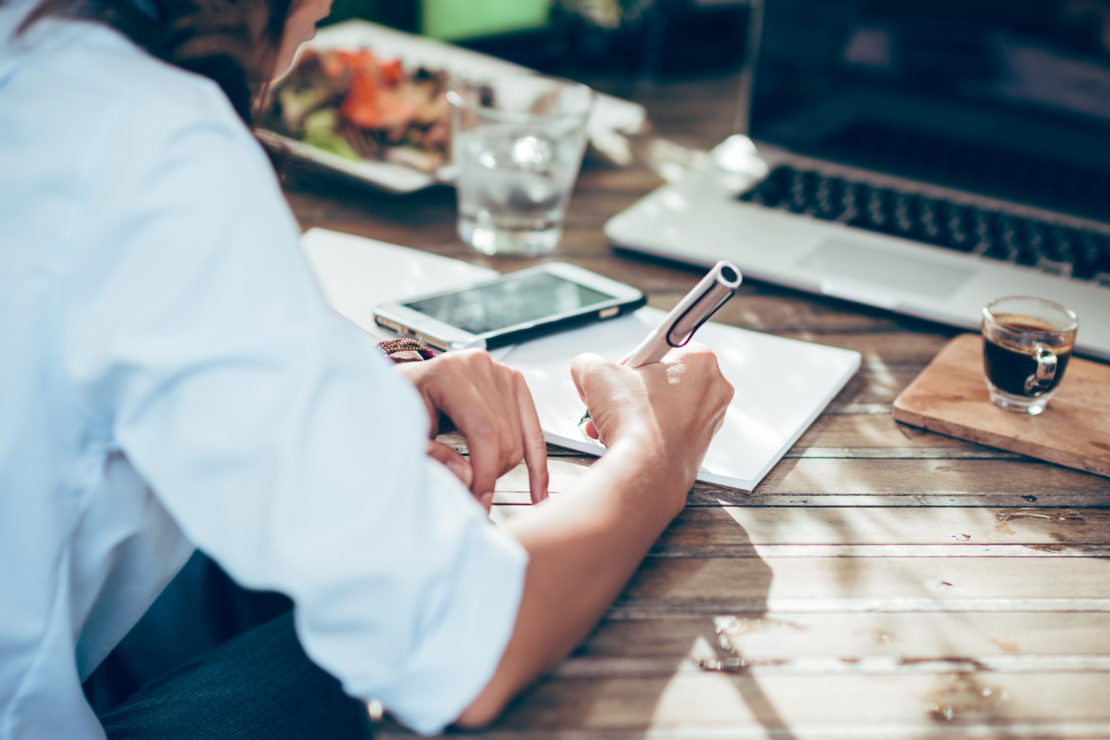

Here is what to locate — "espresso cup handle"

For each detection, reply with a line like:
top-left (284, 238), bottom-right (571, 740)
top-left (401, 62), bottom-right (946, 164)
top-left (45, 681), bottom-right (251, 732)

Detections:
top-left (1024, 343), bottom-right (1057, 394)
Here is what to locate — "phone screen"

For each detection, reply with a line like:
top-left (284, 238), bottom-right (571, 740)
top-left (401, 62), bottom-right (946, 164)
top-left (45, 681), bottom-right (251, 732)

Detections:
top-left (404, 272), bottom-right (614, 334)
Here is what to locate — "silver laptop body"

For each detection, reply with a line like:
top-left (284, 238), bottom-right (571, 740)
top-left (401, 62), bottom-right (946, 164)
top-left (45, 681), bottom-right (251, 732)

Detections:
top-left (606, 0), bottom-right (1110, 360)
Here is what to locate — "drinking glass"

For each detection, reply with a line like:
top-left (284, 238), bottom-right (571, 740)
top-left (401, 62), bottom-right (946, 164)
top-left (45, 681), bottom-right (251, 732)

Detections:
top-left (981, 296), bottom-right (1079, 415)
top-left (447, 75), bottom-right (594, 256)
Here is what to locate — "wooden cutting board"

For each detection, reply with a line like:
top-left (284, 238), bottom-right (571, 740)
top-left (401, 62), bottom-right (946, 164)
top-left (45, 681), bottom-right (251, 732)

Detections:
top-left (893, 333), bottom-right (1110, 477)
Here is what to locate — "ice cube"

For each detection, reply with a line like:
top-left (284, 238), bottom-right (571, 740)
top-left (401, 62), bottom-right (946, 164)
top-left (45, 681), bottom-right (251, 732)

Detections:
top-left (508, 173), bottom-right (560, 211)
top-left (510, 135), bottom-right (553, 171)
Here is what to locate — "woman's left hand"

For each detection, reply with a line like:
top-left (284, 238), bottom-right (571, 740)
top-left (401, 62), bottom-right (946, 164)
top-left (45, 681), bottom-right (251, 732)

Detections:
top-left (395, 349), bottom-right (549, 509)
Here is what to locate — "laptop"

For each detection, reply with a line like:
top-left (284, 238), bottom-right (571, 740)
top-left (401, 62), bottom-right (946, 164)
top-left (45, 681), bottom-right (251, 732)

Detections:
top-left (605, 0), bottom-right (1110, 361)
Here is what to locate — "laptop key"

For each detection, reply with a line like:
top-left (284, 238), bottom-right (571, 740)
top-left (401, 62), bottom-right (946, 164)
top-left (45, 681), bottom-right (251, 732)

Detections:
top-left (944, 204), bottom-right (975, 251)
top-left (1036, 258), bottom-right (1073, 277)
top-left (920, 199), bottom-right (943, 242)
top-left (1082, 234), bottom-right (1110, 284)
top-left (891, 193), bottom-right (917, 237)
top-left (1048, 226), bottom-right (1075, 261)
top-left (970, 211), bottom-right (998, 257)
top-left (1073, 233), bottom-right (1106, 280)
top-left (737, 165), bottom-right (1110, 283)
top-left (863, 187), bottom-right (891, 230)
top-left (815, 177), bottom-right (844, 220)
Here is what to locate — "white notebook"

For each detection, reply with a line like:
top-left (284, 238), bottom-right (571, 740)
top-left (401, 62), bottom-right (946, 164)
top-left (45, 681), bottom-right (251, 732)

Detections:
top-left (301, 228), bottom-right (861, 491)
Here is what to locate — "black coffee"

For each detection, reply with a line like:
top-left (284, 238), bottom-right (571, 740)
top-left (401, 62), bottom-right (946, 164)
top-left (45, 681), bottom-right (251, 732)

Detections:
top-left (983, 314), bottom-right (1073, 396)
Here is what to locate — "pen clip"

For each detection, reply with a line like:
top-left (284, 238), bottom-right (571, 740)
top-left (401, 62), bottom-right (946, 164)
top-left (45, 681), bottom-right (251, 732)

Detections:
top-left (665, 288), bottom-right (734, 348)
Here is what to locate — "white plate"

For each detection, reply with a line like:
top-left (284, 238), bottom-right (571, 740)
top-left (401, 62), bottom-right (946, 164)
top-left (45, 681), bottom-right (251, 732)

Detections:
top-left (261, 20), bottom-right (647, 194)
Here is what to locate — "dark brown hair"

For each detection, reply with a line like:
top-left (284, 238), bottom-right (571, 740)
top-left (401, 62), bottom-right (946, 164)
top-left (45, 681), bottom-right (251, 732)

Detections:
top-left (14, 0), bottom-right (293, 123)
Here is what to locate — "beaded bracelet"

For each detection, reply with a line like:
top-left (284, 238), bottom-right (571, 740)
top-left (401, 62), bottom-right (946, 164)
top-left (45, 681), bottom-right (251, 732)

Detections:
top-left (377, 337), bottom-right (436, 364)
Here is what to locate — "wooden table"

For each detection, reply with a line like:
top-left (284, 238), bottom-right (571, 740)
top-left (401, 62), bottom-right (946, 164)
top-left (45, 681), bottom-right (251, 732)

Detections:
top-left (282, 70), bottom-right (1110, 740)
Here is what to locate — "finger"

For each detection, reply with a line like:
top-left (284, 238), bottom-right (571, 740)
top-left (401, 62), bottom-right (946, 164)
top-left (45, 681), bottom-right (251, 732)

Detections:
top-left (425, 439), bottom-right (473, 491)
top-left (570, 352), bottom-right (608, 402)
top-left (514, 371), bottom-right (549, 503)
top-left (480, 360), bottom-right (532, 491)
top-left (418, 351), bottom-right (527, 497)
top-left (460, 370), bottom-right (517, 498)
top-left (456, 404), bottom-right (502, 498)
top-left (494, 365), bottom-right (527, 479)
top-left (423, 352), bottom-right (504, 496)
top-left (582, 418), bottom-right (599, 440)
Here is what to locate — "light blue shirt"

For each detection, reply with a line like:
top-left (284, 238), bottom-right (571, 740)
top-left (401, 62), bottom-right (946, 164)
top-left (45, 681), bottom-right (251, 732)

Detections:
top-left (0, 7), bottom-right (527, 737)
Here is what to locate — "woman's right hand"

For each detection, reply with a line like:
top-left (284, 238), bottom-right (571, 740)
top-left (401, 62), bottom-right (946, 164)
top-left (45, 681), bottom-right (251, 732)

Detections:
top-left (570, 343), bottom-right (734, 497)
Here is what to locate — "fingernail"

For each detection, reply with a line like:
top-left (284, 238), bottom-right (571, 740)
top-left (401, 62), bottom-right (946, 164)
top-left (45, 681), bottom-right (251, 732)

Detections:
top-left (449, 459), bottom-right (473, 488)
top-left (479, 492), bottom-right (495, 511)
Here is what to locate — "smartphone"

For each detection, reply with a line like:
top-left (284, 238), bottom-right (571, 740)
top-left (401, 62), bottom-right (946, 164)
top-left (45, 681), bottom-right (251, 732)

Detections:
top-left (373, 263), bottom-right (646, 352)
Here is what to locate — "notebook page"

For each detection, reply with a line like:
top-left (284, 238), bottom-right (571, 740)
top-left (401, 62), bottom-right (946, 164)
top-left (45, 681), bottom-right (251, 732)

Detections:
top-left (500, 309), bottom-right (861, 490)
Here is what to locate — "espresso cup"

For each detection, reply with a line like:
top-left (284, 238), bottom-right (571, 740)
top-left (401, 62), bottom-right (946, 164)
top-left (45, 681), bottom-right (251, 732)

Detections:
top-left (981, 296), bottom-right (1079, 415)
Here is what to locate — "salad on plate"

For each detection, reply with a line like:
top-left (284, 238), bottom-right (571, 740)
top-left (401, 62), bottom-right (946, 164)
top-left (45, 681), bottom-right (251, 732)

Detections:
top-left (262, 47), bottom-right (451, 174)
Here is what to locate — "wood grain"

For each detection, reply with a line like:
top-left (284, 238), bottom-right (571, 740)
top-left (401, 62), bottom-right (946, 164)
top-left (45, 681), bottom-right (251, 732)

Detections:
top-left (282, 62), bottom-right (1110, 740)
top-left (894, 334), bottom-right (1110, 477)
top-left (375, 672), bottom-right (1110, 738)
top-left (577, 611), bottom-right (1110, 660)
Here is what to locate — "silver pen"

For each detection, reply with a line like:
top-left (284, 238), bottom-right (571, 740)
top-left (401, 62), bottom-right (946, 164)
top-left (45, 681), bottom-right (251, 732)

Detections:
top-left (580, 261), bottom-right (742, 424)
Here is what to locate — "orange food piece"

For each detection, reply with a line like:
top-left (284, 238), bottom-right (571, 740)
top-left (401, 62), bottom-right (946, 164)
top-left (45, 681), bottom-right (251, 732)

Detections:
top-left (336, 50), bottom-right (418, 130)
top-left (340, 68), bottom-right (384, 128)
top-left (379, 58), bottom-right (403, 85)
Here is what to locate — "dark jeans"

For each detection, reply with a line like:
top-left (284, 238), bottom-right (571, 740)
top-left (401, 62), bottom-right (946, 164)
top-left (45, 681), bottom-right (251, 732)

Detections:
top-left (87, 553), bottom-right (374, 739)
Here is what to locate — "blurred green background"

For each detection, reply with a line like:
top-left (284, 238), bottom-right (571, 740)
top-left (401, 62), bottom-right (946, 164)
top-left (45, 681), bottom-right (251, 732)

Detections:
top-left (326, 0), bottom-right (554, 40)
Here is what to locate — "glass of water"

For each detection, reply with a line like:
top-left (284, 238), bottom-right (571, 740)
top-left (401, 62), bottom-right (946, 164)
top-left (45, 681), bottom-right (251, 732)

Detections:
top-left (447, 75), bottom-right (594, 256)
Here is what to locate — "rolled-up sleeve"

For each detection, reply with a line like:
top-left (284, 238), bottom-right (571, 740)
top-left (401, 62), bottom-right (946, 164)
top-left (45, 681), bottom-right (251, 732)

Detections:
top-left (63, 97), bottom-right (526, 735)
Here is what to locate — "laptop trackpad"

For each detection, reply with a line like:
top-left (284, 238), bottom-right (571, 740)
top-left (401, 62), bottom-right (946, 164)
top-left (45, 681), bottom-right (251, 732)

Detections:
top-left (800, 238), bottom-right (975, 301)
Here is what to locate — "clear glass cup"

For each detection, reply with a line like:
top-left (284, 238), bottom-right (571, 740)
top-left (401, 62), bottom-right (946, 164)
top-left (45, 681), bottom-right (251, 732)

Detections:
top-left (981, 296), bottom-right (1079, 415)
top-left (447, 75), bottom-right (594, 256)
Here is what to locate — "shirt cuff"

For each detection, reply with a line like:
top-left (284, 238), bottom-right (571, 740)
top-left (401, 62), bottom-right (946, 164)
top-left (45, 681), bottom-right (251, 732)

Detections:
top-left (354, 463), bottom-right (528, 735)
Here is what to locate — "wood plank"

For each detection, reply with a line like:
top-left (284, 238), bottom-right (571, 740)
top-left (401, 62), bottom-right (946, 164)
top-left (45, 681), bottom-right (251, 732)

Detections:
top-left (615, 555), bottom-right (1110, 614)
top-left (493, 457), bottom-right (1110, 502)
top-left (492, 506), bottom-right (1110, 547)
top-left (685, 490), bottom-right (1110, 508)
top-left (548, 654), bottom-right (1110, 678)
top-left (648, 544), bottom-right (1110, 559)
top-left (576, 612), bottom-right (1110, 662)
top-left (787, 446), bottom-right (1022, 459)
top-left (375, 672), bottom-right (1110, 737)
top-left (794, 413), bottom-right (1012, 453)
top-left (653, 507), bottom-right (1110, 547)
top-left (826, 367), bottom-right (929, 408)
top-left (495, 486), bottom-right (1110, 510)
top-left (751, 458), bottom-right (1110, 496)
top-left (379, 724), bottom-right (1110, 739)
top-left (893, 334), bottom-right (1110, 478)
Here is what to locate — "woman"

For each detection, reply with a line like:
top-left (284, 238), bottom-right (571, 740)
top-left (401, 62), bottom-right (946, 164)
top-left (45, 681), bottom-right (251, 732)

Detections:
top-left (0, 0), bottom-right (733, 737)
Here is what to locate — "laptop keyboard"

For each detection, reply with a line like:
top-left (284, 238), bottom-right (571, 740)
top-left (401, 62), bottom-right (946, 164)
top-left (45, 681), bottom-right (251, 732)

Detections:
top-left (738, 165), bottom-right (1110, 285)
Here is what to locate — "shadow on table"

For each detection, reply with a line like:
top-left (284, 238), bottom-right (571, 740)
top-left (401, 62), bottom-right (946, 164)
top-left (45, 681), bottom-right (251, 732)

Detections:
top-left (484, 505), bottom-right (787, 737)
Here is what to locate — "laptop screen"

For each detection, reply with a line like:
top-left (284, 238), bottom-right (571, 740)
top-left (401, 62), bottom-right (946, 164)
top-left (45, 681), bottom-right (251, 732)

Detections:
top-left (745, 0), bottom-right (1110, 222)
